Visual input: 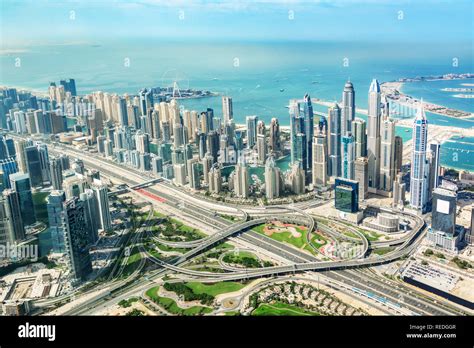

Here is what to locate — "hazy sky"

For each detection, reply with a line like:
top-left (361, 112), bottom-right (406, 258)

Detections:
top-left (1, 0), bottom-right (473, 46)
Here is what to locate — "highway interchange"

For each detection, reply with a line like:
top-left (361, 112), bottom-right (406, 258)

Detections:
top-left (17, 136), bottom-right (470, 317)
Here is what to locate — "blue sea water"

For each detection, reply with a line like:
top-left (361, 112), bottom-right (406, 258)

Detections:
top-left (0, 40), bottom-right (473, 169)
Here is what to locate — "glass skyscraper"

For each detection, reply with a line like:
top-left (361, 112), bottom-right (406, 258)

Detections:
top-left (9, 172), bottom-right (36, 227)
top-left (409, 102), bottom-right (429, 212)
top-left (335, 178), bottom-right (359, 213)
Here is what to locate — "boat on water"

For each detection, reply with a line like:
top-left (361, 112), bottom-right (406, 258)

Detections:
top-left (280, 89), bottom-right (285, 92)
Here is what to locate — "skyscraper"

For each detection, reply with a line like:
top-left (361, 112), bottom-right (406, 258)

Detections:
top-left (188, 159), bottom-right (201, 190)
top-left (367, 79), bottom-right (381, 192)
top-left (342, 81), bottom-right (355, 136)
top-left (222, 96), bottom-right (233, 124)
top-left (409, 102), bottom-right (429, 212)
top-left (289, 95), bottom-right (314, 172)
top-left (233, 158), bottom-right (249, 199)
top-left (25, 145), bottom-right (42, 187)
top-left (59, 79), bottom-right (77, 96)
top-left (428, 142), bottom-right (441, 199)
top-left (394, 136), bottom-right (403, 174)
top-left (264, 156), bottom-right (281, 200)
top-left (351, 118), bottom-right (367, 158)
top-left (0, 196), bottom-right (14, 245)
top-left (289, 100), bottom-right (303, 165)
top-left (206, 131), bottom-right (219, 164)
top-left (2, 189), bottom-right (25, 242)
top-left (208, 165), bottom-right (222, 194)
top-left (37, 143), bottom-right (50, 184)
top-left (246, 116), bottom-right (258, 150)
top-left (256, 134), bottom-right (267, 164)
top-left (173, 163), bottom-right (187, 186)
top-left (288, 162), bottom-right (306, 195)
top-left (328, 103), bottom-right (342, 177)
top-left (80, 189), bottom-right (99, 245)
top-left (335, 178), bottom-right (359, 213)
top-left (202, 153), bottom-right (214, 185)
top-left (9, 173), bottom-right (36, 227)
top-left (294, 133), bottom-right (307, 171)
top-left (269, 118), bottom-right (281, 153)
top-left (302, 94), bottom-right (314, 171)
top-left (341, 134), bottom-right (355, 180)
top-left (393, 173), bottom-right (406, 208)
top-left (312, 133), bottom-right (327, 188)
top-left (14, 139), bottom-right (28, 173)
top-left (379, 117), bottom-right (395, 193)
top-left (354, 157), bottom-right (368, 201)
top-left (92, 181), bottom-right (112, 231)
top-left (431, 187), bottom-right (457, 235)
top-left (0, 158), bottom-right (18, 189)
top-left (63, 196), bottom-right (93, 280)
top-left (136, 131), bottom-right (150, 154)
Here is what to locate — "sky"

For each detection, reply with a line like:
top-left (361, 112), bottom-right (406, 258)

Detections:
top-left (0, 0), bottom-right (473, 47)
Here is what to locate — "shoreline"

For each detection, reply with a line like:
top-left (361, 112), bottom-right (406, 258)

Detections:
top-left (381, 80), bottom-right (474, 120)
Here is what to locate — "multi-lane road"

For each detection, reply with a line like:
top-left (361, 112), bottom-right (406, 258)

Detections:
top-left (20, 138), bottom-right (470, 316)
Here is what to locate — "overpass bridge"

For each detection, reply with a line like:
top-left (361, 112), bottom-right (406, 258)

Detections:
top-left (108, 177), bottom-right (164, 196)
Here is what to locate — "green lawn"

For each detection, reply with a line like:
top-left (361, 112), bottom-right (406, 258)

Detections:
top-left (223, 251), bottom-right (262, 268)
top-left (155, 215), bottom-right (207, 242)
top-left (185, 281), bottom-right (246, 297)
top-left (252, 302), bottom-right (320, 316)
top-left (254, 223), bottom-right (327, 255)
top-left (215, 243), bottom-right (234, 250)
top-left (153, 241), bottom-right (187, 254)
top-left (372, 247), bottom-right (395, 256)
top-left (360, 230), bottom-right (383, 242)
top-left (145, 286), bottom-right (213, 315)
top-left (342, 231), bottom-right (359, 239)
top-left (338, 221), bottom-right (382, 241)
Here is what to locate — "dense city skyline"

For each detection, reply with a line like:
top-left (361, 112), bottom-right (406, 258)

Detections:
top-left (0, 2), bottom-right (472, 345)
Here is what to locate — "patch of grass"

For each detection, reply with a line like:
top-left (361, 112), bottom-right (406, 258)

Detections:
top-left (342, 231), bottom-right (359, 239)
top-left (451, 257), bottom-right (472, 270)
top-left (215, 243), bottom-right (233, 250)
top-left (185, 281), bottom-right (246, 297)
top-left (118, 297), bottom-right (139, 308)
top-left (358, 230), bottom-right (382, 242)
top-left (163, 282), bottom-right (214, 305)
top-left (152, 241), bottom-right (187, 254)
top-left (254, 223), bottom-right (325, 255)
top-left (423, 249), bottom-right (434, 256)
top-left (145, 286), bottom-right (212, 316)
top-left (155, 216), bottom-right (206, 242)
top-left (372, 247), bottom-right (395, 256)
top-left (126, 308), bottom-right (145, 316)
top-left (252, 302), bottom-right (319, 316)
top-left (186, 265), bottom-right (227, 273)
top-left (223, 251), bottom-right (262, 268)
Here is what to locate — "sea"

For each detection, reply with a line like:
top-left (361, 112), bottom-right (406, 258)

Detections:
top-left (1, 40), bottom-right (473, 172)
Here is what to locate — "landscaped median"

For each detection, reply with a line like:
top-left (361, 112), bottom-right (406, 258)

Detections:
top-left (145, 286), bottom-right (213, 316)
top-left (145, 281), bottom-right (246, 316)
top-left (253, 222), bottom-right (328, 255)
